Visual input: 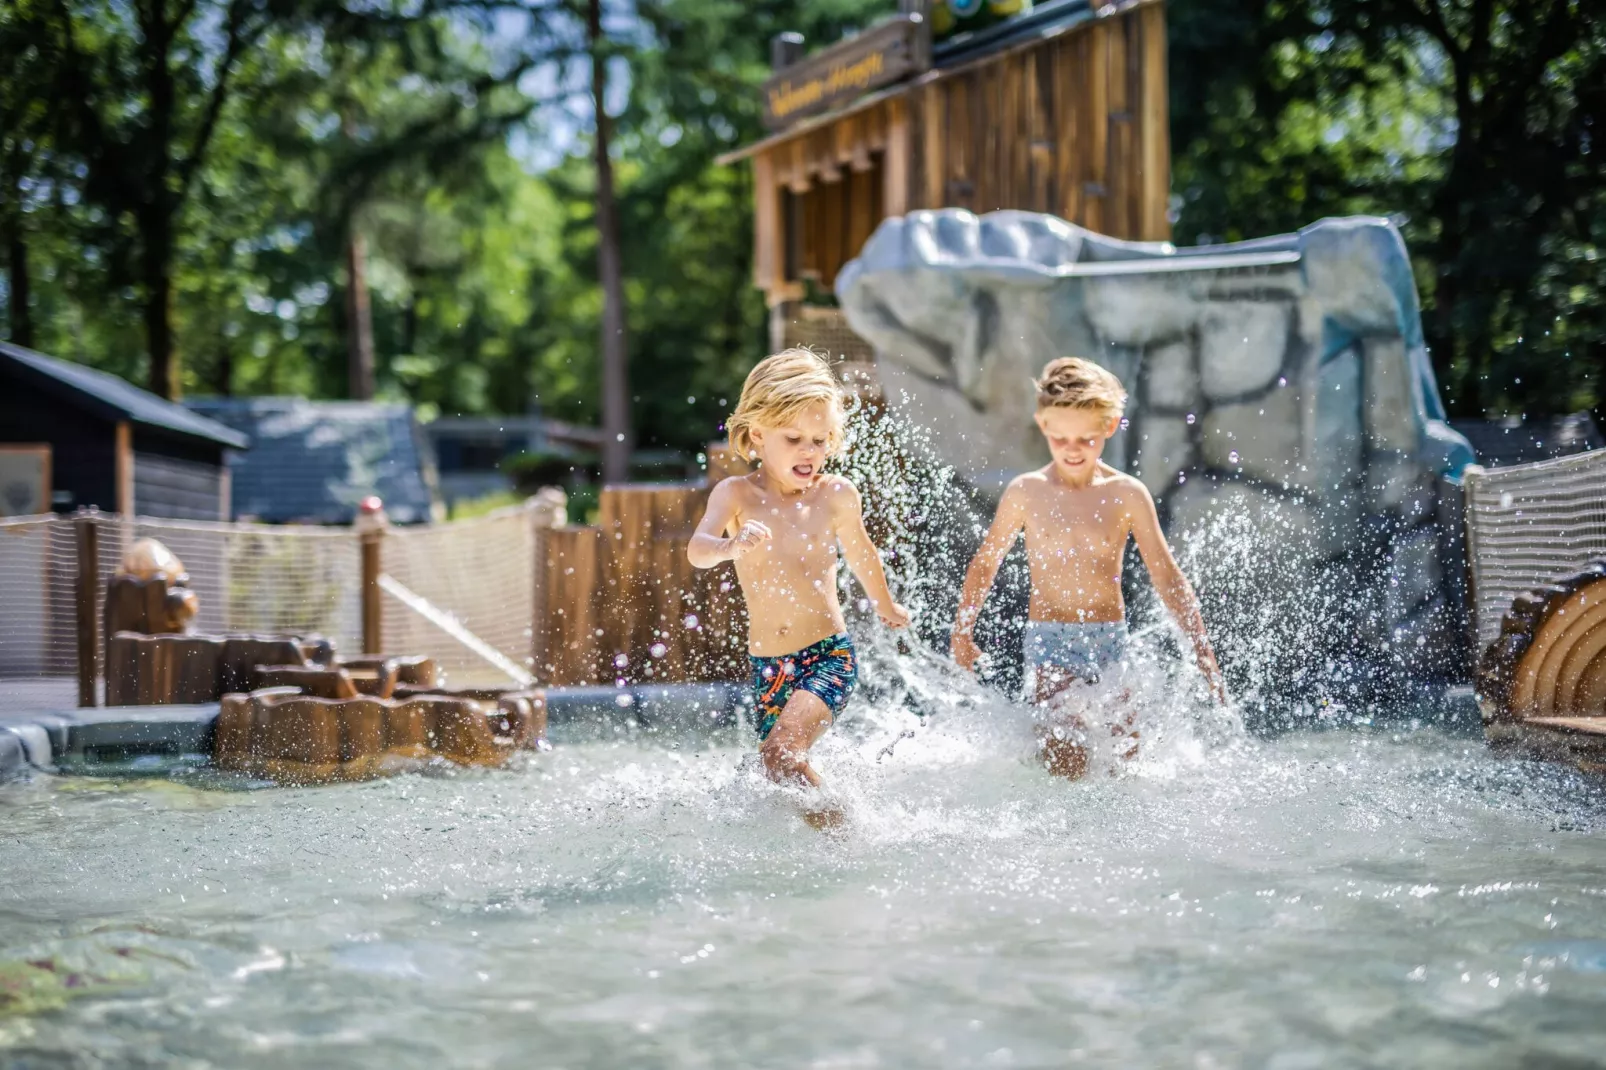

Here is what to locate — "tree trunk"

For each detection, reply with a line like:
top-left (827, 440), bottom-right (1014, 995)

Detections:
top-left (142, 207), bottom-right (179, 399)
top-left (5, 214), bottom-right (31, 349)
top-left (590, 0), bottom-right (632, 484)
top-left (141, 14), bottom-right (179, 400)
top-left (214, 343), bottom-right (233, 396)
top-left (346, 228), bottom-right (376, 400)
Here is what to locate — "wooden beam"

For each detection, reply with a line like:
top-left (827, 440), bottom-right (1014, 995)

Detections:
top-left (923, 82), bottom-right (946, 209)
top-left (883, 96), bottom-right (911, 218)
top-left (753, 149), bottom-right (779, 293)
top-left (1055, 35), bottom-right (1080, 224)
top-left (1138, 0), bottom-right (1172, 241)
top-left (360, 528), bottom-right (383, 654)
top-left (786, 137), bottom-right (811, 193)
top-left (1105, 14), bottom-right (1133, 238)
top-left (75, 512), bottom-right (100, 708)
top-left (114, 421), bottom-right (133, 517)
top-left (848, 165), bottom-right (876, 263)
top-left (1083, 21), bottom-right (1109, 234)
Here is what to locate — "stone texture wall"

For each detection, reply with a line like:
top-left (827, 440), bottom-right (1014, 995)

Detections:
top-left (836, 210), bottom-right (1477, 692)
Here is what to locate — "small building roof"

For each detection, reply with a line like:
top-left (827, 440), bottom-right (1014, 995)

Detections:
top-left (1450, 413), bottom-right (1605, 469)
top-left (185, 397), bottom-right (438, 524)
top-left (0, 341), bottom-right (250, 450)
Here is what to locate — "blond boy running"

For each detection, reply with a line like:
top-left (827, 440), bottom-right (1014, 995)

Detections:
top-left (689, 349), bottom-right (910, 793)
top-left (952, 357), bottom-right (1226, 778)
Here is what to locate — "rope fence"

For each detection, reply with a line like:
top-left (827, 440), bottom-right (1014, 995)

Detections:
top-left (0, 500), bottom-right (558, 697)
top-left (1464, 449), bottom-right (1606, 648)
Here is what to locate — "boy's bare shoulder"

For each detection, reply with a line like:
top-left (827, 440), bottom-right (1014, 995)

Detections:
top-left (1005, 469), bottom-right (1052, 496)
top-left (819, 473), bottom-right (862, 510)
top-left (709, 474), bottom-right (759, 508)
top-left (712, 473), bottom-right (754, 493)
top-left (1097, 466), bottom-right (1150, 496)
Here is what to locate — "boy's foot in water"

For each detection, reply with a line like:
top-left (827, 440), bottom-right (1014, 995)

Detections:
top-left (803, 805), bottom-right (847, 831)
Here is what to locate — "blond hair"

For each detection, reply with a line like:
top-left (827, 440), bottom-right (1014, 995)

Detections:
top-left (1035, 357), bottom-right (1127, 417)
top-left (726, 347), bottom-right (846, 461)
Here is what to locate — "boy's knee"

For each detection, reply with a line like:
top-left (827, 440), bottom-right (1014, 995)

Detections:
top-left (759, 731), bottom-right (795, 767)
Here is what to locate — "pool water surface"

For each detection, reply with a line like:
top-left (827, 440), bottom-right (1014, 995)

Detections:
top-left (2, 682), bottom-right (1605, 1069)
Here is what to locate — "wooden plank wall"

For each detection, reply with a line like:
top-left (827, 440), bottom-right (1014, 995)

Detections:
top-left (906, 4), bottom-right (1170, 241)
top-left (751, 3), bottom-right (1169, 305)
top-left (540, 482), bottom-right (750, 686)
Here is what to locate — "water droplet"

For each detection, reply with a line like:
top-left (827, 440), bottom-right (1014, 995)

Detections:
top-left (650, 642), bottom-right (667, 658)
top-left (1229, 450), bottom-right (1240, 465)
top-left (683, 614), bottom-right (700, 629)
top-left (1186, 413), bottom-right (1196, 425)
top-left (614, 653), bottom-right (629, 668)
top-left (614, 693), bottom-right (634, 708)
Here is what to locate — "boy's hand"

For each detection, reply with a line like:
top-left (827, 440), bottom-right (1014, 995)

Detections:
top-left (1196, 647), bottom-right (1228, 705)
top-left (726, 520), bottom-right (772, 560)
top-left (878, 601), bottom-right (912, 629)
top-left (951, 630), bottom-right (981, 673)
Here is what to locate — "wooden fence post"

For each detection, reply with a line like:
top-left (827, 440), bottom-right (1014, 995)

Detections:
top-left (357, 497), bottom-right (388, 655)
top-left (74, 509), bottom-right (101, 707)
top-left (527, 488), bottom-right (568, 685)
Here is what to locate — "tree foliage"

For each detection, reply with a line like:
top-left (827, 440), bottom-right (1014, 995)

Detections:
top-left (2, 0), bottom-right (1600, 451)
top-left (1170, 0), bottom-right (1604, 419)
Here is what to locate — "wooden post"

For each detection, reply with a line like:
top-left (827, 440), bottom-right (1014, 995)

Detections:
top-left (114, 420), bottom-right (134, 518)
top-left (1137, 0), bottom-right (1172, 242)
top-left (357, 497), bottom-right (387, 655)
top-left (883, 96), bottom-right (911, 219)
top-left (74, 510), bottom-right (100, 707)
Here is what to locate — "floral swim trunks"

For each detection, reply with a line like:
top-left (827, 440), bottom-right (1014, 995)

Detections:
top-left (748, 634), bottom-right (858, 741)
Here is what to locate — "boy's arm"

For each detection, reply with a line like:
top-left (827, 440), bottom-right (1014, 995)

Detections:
top-left (1128, 482), bottom-right (1227, 703)
top-left (951, 484), bottom-right (1026, 672)
top-left (687, 479), bottom-right (769, 569)
top-left (829, 479), bottom-right (910, 628)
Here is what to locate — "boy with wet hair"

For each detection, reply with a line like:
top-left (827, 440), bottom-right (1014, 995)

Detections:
top-left (951, 357), bottom-right (1226, 778)
top-left (689, 348), bottom-right (910, 797)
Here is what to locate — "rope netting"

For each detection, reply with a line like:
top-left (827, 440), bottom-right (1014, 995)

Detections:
top-left (133, 516), bottom-right (363, 652)
top-left (782, 306), bottom-right (876, 364)
top-left (381, 504), bottom-right (537, 687)
top-left (0, 506), bottom-right (545, 689)
top-left (1464, 449), bottom-right (1606, 648)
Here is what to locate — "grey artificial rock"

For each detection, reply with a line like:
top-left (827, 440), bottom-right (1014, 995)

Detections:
top-left (837, 209), bottom-right (1478, 690)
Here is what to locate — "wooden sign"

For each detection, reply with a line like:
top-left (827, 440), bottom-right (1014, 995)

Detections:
top-left (763, 15), bottom-right (932, 131)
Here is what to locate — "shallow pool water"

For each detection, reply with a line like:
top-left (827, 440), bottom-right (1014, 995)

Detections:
top-left (3, 674), bottom-right (1605, 1068)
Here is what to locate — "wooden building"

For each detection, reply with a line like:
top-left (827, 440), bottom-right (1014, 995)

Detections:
top-left (0, 342), bottom-right (247, 520)
top-left (717, 0), bottom-right (1172, 346)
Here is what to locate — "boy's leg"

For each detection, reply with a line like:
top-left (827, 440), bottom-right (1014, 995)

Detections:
top-left (759, 689), bottom-right (833, 788)
top-left (1033, 668), bottom-right (1091, 780)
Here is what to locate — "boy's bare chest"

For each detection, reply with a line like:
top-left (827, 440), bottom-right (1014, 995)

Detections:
top-left (740, 496), bottom-right (838, 563)
top-left (1020, 488), bottom-right (1128, 557)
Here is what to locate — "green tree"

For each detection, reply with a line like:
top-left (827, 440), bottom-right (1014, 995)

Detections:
top-left (1169, 0), bottom-right (1605, 419)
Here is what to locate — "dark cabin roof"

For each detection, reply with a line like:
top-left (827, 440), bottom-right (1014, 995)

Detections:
top-left (185, 397), bottom-right (437, 524)
top-left (0, 341), bottom-right (250, 450)
top-left (1450, 413), bottom-right (1605, 469)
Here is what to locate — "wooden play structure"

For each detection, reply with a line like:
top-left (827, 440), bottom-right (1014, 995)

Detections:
top-left (1465, 449), bottom-right (1606, 770)
top-left (718, 0), bottom-right (1172, 347)
top-left (540, 444), bottom-right (753, 686)
top-left (96, 536), bottom-right (547, 783)
top-left (1477, 563), bottom-right (1606, 771)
